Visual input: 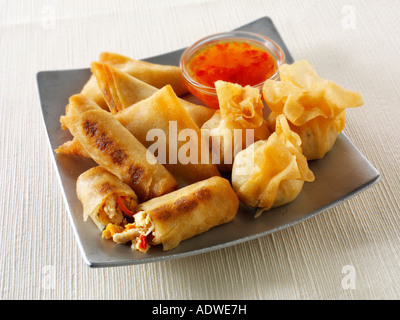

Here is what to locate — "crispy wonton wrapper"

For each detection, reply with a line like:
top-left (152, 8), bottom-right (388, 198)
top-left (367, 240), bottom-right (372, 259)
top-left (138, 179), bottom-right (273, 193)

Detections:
top-left (263, 60), bottom-right (364, 160)
top-left (60, 94), bottom-right (179, 202)
top-left (90, 62), bottom-right (215, 128)
top-left (202, 80), bottom-right (271, 171)
top-left (76, 166), bottom-right (138, 230)
top-left (232, 114), bottom-right (315, 216)
top-left (109, 176), bottom-right (239, 252)
top-left (80, 52), bottom-right (188, 110)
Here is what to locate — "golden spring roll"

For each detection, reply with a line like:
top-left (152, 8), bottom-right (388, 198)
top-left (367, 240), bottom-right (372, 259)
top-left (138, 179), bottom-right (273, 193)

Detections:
top-left (91, 61), bottom-right (158, 114)
top-left (91, 62), bottom-right (215, 127)
top-left (108, 176), bottom-right (239, 252)
top-left (61, 94), bottom-right (179, 202)
top-left (57, 62), bottom-right (215, 158)
top-left (80, 75), bottom-right (110, 110)
top-left (56, 97), bottom-right (99, 156)
top-left (80, 52), bottom-right (188, 110)
top-left (115, 85), bottom-right (220, 184)
top-left (56, 87), bottom-right (219, 184)
top-left (56, 138), bottom-right (91, 158)
top-left (99, 52), bottom-right (188, 96)
top-left (76, 166), bottom-right (139, 230)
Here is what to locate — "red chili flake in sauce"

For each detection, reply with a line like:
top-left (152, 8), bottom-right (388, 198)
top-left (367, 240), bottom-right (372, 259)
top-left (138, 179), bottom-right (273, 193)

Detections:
top-left (188, 41), bottom-right (277, 88)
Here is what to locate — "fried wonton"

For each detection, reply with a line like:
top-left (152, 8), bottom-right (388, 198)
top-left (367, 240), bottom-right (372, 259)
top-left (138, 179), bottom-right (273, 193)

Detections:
top-left (202, 80), bottom-right (271, 171)
top-left (231, 114), bottom-right (315, 216)
top-left (263, 60), bottom-right (364, 160)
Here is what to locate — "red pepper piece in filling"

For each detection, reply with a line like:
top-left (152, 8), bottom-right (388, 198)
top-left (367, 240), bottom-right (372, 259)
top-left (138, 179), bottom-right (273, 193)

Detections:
top-left (138, 234), bottom-right (147, 251)
top-left (117, 196), bottom-right (134, 217)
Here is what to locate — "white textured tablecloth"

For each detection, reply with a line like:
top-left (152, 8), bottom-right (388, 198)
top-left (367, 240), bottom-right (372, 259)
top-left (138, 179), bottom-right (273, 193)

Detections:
top-left (1, 0), bottom-right (400, 300)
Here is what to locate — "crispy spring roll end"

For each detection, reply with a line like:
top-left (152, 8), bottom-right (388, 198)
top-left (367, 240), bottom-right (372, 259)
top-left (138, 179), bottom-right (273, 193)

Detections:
top-left (76, 167), bottom-right (139, 230)
top-left (110, 176), bottom-right (239, 253)
top-left (55, 138), bottom-right (91, 158)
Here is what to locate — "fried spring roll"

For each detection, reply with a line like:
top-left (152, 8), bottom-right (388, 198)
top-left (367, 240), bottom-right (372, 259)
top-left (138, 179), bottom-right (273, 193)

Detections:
top-left (61, 94), bottom-right (179, 202)
top-left (80, 52), bottom-right (188, 110)
top-left (115, 85), bottom-right (220, 184)
top-left (99, 52), bottom-right (188, 96)
top-left (58, 86), bottom-right (220, 185)
top-left (55, 138), bottom-right (91, 158)
top-left (91, 62), bottom-right (215, 127)
top-left (80, 76), bottom-right (109, 111)
top-left (76, 167), bottom-right (139, 230)
top-left (109, 176), bottom-right (239, 252)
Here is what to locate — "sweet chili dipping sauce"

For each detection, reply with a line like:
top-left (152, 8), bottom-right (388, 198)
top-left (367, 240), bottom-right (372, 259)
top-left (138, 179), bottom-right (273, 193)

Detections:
top-left (180, 32), bottom-right (285, 109)
top-left (188, 41), bottom-right (278, 89)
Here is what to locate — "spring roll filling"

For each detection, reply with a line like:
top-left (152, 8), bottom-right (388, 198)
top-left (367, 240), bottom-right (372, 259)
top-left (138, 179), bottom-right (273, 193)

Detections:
top-left (103, 211), bottom-right (154, 253)
top-left (97, 194), bottom-right (137, 228)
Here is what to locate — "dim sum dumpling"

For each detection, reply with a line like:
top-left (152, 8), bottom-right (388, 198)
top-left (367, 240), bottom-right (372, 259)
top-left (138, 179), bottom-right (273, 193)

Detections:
top-left (263, 60), bottom-right (363, 160)
top-left (232, 114), bottom-right (315, 216)
top-left (202, 80), bottom-right (271, 171)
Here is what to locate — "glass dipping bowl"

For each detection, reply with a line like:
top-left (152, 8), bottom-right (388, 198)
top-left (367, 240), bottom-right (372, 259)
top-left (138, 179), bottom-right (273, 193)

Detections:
top-left (180, 31), bottom-right (286, 109)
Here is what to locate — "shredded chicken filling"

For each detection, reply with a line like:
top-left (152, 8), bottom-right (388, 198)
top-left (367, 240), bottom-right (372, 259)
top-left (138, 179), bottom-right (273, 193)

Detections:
top-left (102, 211), bottom-right (154, 253)
top-left (98, 194), bottom-right (136, 227)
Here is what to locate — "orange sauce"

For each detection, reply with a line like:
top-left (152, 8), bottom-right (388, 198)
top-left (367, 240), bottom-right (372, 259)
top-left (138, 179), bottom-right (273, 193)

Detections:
top-left (188, 41), bottom-right (277, 88)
